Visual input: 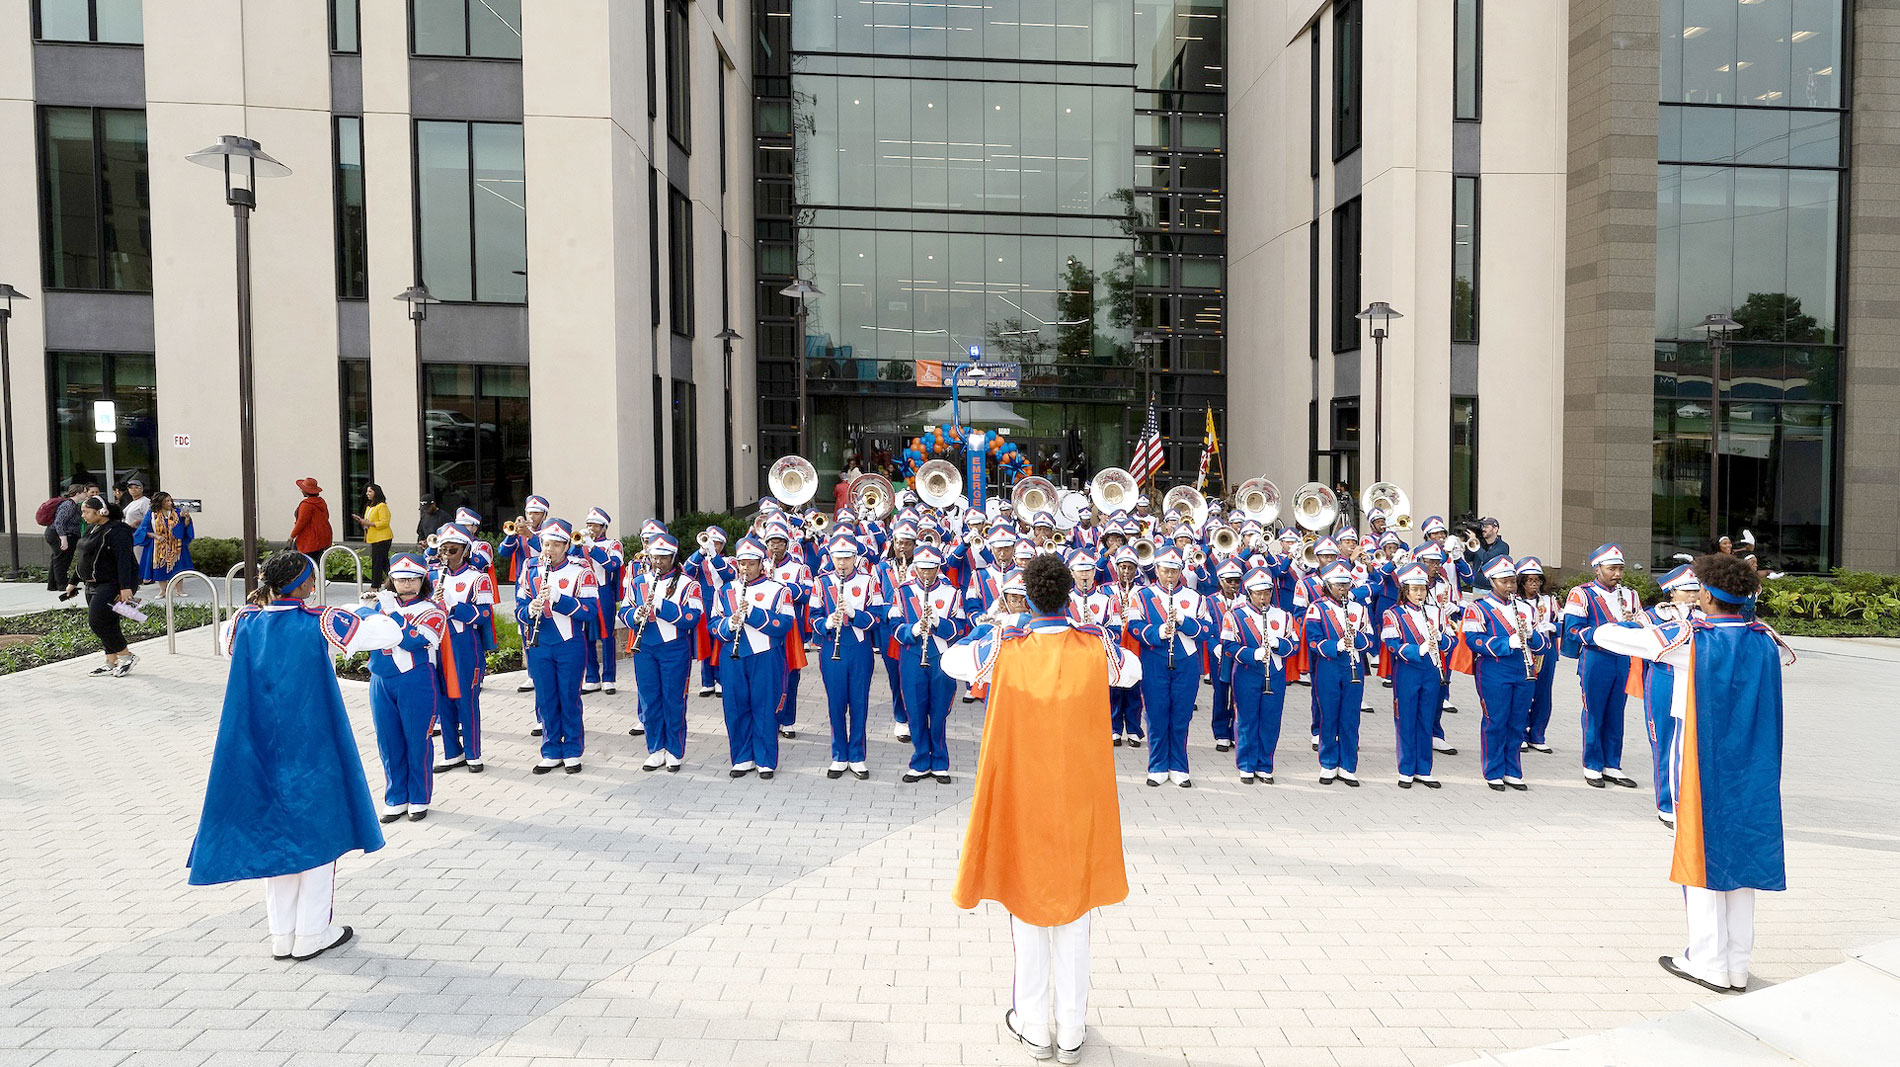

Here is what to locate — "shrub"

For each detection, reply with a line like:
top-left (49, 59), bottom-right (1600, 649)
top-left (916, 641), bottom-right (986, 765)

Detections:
top-left (0, 605), bottom-right (216, 675)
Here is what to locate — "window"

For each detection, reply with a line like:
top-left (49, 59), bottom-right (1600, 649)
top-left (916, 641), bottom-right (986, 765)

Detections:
top-left (1454, 0), bottom-right (1480, 120)
top-left (423, 363), bottom-right (531, 521)
top-left (1450, 397), bottom-right (1478, 519)
top-left (649, 168), bottom-right (663, 325)
top-left (666, 0), bottom-right (692, 151)
top-left (334, 117), bottom-right (368, 300)
top-left (647, 0), bottom-right (659, 120)
top-left (1332, 0), bottom-right (1362, 160)
top-left (331, 0), bottom-right (359, 53)
top-left (671, 379), bottom-right (697, 516)
top-left (669, 188), bottom-right (696, 336)
top-left (341, 360), bottom-right (373, 508)
top-left (34, 0), bottom-right (141, 43)
top-left (415, 120), bottom-right (526, 303)
top-left (1309, 25), bottom-right (1321, 178)
top-left (48, 352), bottom-right (157, 493)
top-left (652, 376), bottom-right (666, 518)
top-left (38, 107), bottom-right (151, 292)
top-left (1331, 197), bottom-right (1362, 352)
top-left (719, 60), bottom-right (728, 192)
top-left (412, 0), bottom-right (521, 58)
top-left (1452, 176), bottom-right (1478, 342)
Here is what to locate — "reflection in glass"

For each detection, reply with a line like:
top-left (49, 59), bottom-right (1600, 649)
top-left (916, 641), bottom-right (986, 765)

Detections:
top-left (39, 107), bottom-right (151, 292)
top-left (423, 363), bottom-right (532, 522)
top-left (417, 121), bottom-right (526, 303)
top-left (334, 117), bottom-right (367, 299)
top-left (1656, 164), bottom-right (1837, 340)
top-left (1453, 0), bottom-right (1479, 120)
top-left (340, 360), bottom-right (373, 508)
top-left (1452, 176), bottom-right (1478, 342)
top-left (48, 352), bottom-right (158, 492)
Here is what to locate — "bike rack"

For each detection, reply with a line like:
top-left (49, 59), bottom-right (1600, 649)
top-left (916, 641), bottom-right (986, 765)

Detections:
top-left (164, 571), bottom-right (224, 655)
top-left (319, 545), bottom-right (366, 604)
top-left (225, 561), bottom-right (252, 611)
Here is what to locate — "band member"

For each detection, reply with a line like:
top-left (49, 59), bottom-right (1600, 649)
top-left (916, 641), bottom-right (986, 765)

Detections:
top-left (877, 521), bottom-right (919, 740)
top-left (1105, 548), bottom-right (1146, 747)
top-left (1207, 559), bottom-right (1244, 752)
top-left (944, 554), bottom-right (1140, 1066)
top-left (1635, 564), bottom-right (1704, 825)
top-left (1294, 537), bottom-right (1344, 747)
top-left (1591, 553), bottom-right (1791, 994)
top-left (711, 536), bottom-right (794, 779)
top-left (1415, 544), bottom-right (1463, 731)
top-left (189, 552), bottom-right (411, 962)
top-left (1306, 561), bottom-right (1372, 785)
top-left (1226, 566), bottom-right (1296, 783)
top-left (685, 526), bottom-right (735, 697)
top-left (1562, 544), bottom-right (1643, 788)
top-left (621, 532), bottom-right (702, 772)
top-left (516, 519), bottom-right (595, 775)
top-left (454, 506), bottom-right (499, 587)
top-left (1068, 552), bottom-right (1104, 625)
top-left (358, 555), bottom-right (447, 822)
top-left (1382, 563), bottom-right (1456, 788)
top-left (430, 525), bottom-right (495, 774)
top-left (497, 494), bottom-right (550, 582)
top-left (1517, 558), bottom-right (1561, 756)
top-left (890, 545), bottom-right (968, 782)
top-left (579, 508), bottom-right (624, 694)
top-left (1464, 556), bottom-right (1548, 791)
top-left (765, 523), bottom-right (813, 738)
top-left (1133, 548), bottom-right (1208, 787)
top-left (813, 537), bottom-right (882, 780)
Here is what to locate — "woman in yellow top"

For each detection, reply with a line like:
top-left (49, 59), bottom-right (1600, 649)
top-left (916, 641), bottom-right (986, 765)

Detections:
top-left (353, 483), bottom-right (394, 586)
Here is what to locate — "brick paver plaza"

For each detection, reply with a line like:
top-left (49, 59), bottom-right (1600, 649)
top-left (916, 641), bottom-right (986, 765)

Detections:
top-left (2, 626), bottom-right (1896, 1066)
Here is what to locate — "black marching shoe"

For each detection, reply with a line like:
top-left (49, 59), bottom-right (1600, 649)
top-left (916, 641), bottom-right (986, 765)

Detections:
top-left (934, 772), bottom-right (952, 784)
top-left (1126, 736), bottom-right (1144, 749)
top-left (1488, 781), bottom-right (1507, 791)
top-left (407, 809), bottom-right (428, 822)
top-left (903, 771), bottom-right (928, 783)
top-left (628, 724), bottom-right (645, 737)
top-left (758, 770), bottom-right (775, 780)
top-left (379, 812), bottom-right (402, 824)
top-left (1585, 775), bottom-right (1607, 788)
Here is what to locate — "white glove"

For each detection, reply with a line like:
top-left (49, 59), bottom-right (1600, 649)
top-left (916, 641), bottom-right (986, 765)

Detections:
top-left (633, 605), bottom-right (650, 625)
top-left (912, 621), bottom-right (928, 638)
top-left (1507, 634), bottom-right (1522, 650)
top-left (1336, 638), bottom-right (1353, 654)
top-left (1255, 647), bottom-right (1269, 664)
top-left (377, 591), bottom-right (401, 614)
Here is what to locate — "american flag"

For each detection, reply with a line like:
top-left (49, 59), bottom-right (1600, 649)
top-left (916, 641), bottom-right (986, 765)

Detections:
top-left (1130, 402), bottom-right (1164, 484)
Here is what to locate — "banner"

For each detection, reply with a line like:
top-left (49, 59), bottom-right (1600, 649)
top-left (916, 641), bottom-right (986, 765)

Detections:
top-left (915, 360), bottom-right (944, 388)
top-left (953, 361), bottom-right (1021, 391)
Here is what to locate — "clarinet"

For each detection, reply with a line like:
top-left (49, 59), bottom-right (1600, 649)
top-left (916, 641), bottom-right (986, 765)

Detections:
top-left (918, 594), bottom-right (937, 670)
top-left (524, 551), bottom-right (554, 648)
top-left (1256, 608), bottom-right (1275, 696)
top-left (728, 580), bottom-right (747, 658)
top-left (1165, 594), bottom-right (1177, 671)
top-left (630, 569), bottom-right (678, 653)
top-left (1333, 595), bottom-right (1360, 684)
top-left (1515, 599), bottom-right (1536, 679)
top-left (828, 578), bottom-right (851, 662)
top-left (1424, 607), bottom-right (1448, 685)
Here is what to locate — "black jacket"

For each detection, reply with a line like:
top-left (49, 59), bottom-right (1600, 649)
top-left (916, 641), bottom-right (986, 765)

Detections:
top-left (77, 521), bottom-right (140, 592)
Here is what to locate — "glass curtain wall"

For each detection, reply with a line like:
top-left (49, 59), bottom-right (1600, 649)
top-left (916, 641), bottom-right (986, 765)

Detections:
top-left (415, 121), bottom-right (527, 303)
top-left (39, 107), bottom-right (152, 292)
top-left (422, 363), bottom-right (531, 522)
top-left (770, 0), bottom-right (1224, 491)
top-left (340, 360), bottom-right (373, 510)
top-left (1653, 0), bottom-right (1845, 571)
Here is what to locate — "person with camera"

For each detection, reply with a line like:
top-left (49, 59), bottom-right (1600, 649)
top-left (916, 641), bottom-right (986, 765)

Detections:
top-left (63, 495), bottom-right (141, 677)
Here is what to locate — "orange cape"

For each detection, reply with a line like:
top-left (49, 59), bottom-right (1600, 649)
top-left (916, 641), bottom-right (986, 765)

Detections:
top-left (952, 627), bottom-right (1128, 926)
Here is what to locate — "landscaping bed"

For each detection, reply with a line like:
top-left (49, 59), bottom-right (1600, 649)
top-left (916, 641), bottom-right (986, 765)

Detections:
top-left (0, 605), bottom-right (216, 675)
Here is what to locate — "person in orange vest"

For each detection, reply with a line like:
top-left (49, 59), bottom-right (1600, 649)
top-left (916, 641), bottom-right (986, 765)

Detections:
top-left (945, 554), bottom-right (1142, 1064)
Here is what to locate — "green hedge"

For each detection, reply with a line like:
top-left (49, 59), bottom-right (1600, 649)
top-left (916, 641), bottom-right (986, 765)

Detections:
top-left (0, 605), bottom-right (216, 675)
top-left (182, 539), bottom-right (370, 585)
top-left (1556, 566), bottom-right (1900, 637)
top-left (616, 511), bottom-right (753, 560)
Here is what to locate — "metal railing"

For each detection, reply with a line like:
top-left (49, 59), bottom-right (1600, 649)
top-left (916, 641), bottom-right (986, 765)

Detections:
top-left (224, 561), bottom-right (252, 611)
top-left (164, 571), bottom-right (224, 655)
top-left (320, 545), bottom-right (366, 604)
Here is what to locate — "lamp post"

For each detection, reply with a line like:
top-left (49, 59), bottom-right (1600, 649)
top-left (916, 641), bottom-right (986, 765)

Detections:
top-left (394, 284), bottom-right (441, 505)
top-left (187, 135), bottom-right (290, 594)
top-left (716, 326), bottom-right (742, 511)
top-left (1695, 312), bottom-right (1741, 549)
top-left (1356, 301), bottom-right (1404, 482)
top-left (779, 278), bottom-right (821, 459)
top-left (0, 283), bottom-right (28, 578)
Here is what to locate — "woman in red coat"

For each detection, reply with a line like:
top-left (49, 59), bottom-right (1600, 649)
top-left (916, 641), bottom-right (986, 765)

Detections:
top-left (289, 477), bottom-right (334, 555)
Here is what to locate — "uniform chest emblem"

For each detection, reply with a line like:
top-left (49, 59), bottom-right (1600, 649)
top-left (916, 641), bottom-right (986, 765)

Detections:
top-left (754, 592), bottom-right (766, 603)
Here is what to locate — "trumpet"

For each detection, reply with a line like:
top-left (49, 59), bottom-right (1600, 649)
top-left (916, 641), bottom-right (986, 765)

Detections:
top-left (1298, 537), bottom-right (1323, 570)
top-left (807, 510), bottom-right (832, 537)
top-left (424, 533), bottom-right (439, 550)
top-left (1210, 525), bottom-right (1241, 557)
top-left (502, 519), bottom-right (518, 536)
top-left (1132, 537), bottom-right (1158, 567)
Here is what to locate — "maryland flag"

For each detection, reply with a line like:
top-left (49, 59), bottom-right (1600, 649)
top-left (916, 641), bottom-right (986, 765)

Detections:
top-left (1204, 407), bottom-right (1220, 453)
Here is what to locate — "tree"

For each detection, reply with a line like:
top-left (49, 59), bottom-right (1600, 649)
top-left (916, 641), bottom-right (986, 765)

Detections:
top-left (1730, 292), bottom-right (1821, 344)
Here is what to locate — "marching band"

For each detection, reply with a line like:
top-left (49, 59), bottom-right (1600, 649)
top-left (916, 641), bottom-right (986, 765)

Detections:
top-left (389, 455), bottom-right (1711, 799)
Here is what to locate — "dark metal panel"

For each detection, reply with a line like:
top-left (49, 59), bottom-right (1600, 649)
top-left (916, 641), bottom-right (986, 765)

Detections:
top-left (1333, 348), bottom-right (1359, 397)
top-left (42, 291), bottom-right (154, 351)
top-left (32, 43), bottom-right (145, 108)
top-left (331, 55), bottom-right (363, 116)
top-left (408, 58), bottom-right (524, 121)
top-left (1451, 343), bottom-right (1479, 395)
top-left (1452, 120), bottom-right (1482, 175)
top-left (338, 301), bottom-right (370, 360)
top-left (418, 303), bottom-right (529, 364)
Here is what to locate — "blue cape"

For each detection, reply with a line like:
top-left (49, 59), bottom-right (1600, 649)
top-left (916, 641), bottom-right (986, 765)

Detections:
top-left (186, 605), bottom-right (386, 885)
top-left (1674, 619), bottom-right (1786, 892)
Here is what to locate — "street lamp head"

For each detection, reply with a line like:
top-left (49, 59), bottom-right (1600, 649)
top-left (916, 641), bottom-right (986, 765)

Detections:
top-left (1694, 313), bottom-right (1741, 333)
top-left (0, 283), bottom-right (28, 318)
top-left (716, 327), bottom-right (743, 342)
top-left (1356, 301), bottom-right (1404, 335)
top-left (778, 279), bottom-right (822, 300)
top-left (393, 284), bottom-right (440, 322)
top-left (187, 135), bottom-right (290, 208)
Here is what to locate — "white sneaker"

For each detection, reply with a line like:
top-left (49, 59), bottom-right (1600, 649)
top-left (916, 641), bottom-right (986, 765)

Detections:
top-left (849, 761), bottom-right (868, 776)
top-left (270, 933), bottom-right (294, 959)
top-left (1503, 776), bottom-right (1524, 787)
top-left (563, 757), bottom-right (583, 767)
top-left (829, 761), bottom-right (848, 773)
top-left (698, 685), bottom-right (714, 697)
top-left (666, 755), bottom-right (683, 770)
top-left (1336, 770), bottom-right (1357, 784)
top-left (111, 653), bottom-right (139, 677)
top-left (581, 682), bottom-right (601, 693)
top-left (1396, 774), bottom-right (1414, 784)
top-left (642, 752), bottom-right (667, 770)
top-left (1319, 769), bottom-right (1337, 783)
top-left (291, 924), bottom-right (353, 960)
top-left (713, 684), bottom-right (723, 696)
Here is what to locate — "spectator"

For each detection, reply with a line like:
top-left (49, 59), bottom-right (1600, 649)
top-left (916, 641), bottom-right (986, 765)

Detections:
top-left (416, 496), bottom-right (451, 547)
top-left (1468, 516), bottom-right (1511, 572)
top-left (134, 491), bottom-right (196, 584)
top-left (45, 485), bottom-right (88, 591)
top-left (121, 478), bottom-right (152, 535)
top-left (288, 477), bottom-right (333, 556)
top-left (352, 483), bottom-right (394, 586)
top-left (64, 495), bottom-right (141, 677)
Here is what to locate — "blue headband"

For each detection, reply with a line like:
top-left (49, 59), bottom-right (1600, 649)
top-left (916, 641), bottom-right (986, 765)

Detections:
top-left (282, 555), bottom-right (314, 596)
top-left (1704, 585), bottom-right (1754, 606)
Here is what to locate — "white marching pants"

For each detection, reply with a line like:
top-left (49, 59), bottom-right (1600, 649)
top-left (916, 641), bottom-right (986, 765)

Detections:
top-left (263, 862), bottom-right (337, 939)
top-left (1011, 912), bottom-right (1091, 1049)
top-left (1682, 885), bottom-right (1756, 984)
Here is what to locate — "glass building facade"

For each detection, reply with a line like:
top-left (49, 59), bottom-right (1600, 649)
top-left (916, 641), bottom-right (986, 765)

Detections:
top-left (754, 0), bottom-right (1225, 490)
top-left (1653, 0), bottom-right (1844, 571)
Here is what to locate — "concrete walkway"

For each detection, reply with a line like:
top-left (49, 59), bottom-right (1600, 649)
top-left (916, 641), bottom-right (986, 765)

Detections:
top-left (0, 631), bottom-right (1892, 1066)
